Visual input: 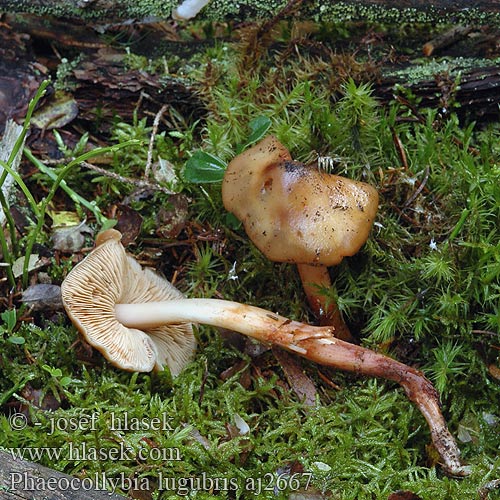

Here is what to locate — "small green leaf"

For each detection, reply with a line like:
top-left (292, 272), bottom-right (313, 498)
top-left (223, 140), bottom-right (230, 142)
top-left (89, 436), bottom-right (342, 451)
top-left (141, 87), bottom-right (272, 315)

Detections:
top-left (183, 151), bottom-right (227, 183)
top-left (1, 309), bottom-right (17, 333)
top-left (224, 212), bottom-right (242, 230)
top-left (235, 116), bottom-right (272, 154)
top-left (59, 376), bottom-right (72, 387)
top-left (7, 336), bottom-right (25, 345)
top-left (246, 116), bottom-right (272, 145)
top-left (42, 364), bottom-right (63, 377)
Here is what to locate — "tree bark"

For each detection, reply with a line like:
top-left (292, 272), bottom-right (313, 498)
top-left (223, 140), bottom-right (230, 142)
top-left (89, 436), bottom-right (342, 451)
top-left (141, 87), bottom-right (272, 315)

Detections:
top-left (375, 65), bottom-right (500, 122)
top-left (1, 0), bottom-right (500, 24)
top-left (0, 450), bottom-right (126, 499)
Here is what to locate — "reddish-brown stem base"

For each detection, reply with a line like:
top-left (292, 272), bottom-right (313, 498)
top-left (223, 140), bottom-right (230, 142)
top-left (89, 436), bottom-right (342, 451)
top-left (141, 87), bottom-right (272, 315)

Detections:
top-left (288, 334), bottom-right (470, 477)
top-left (297, 263), bottom-right (355, 342)
top-left (117, 298), bottom-right (469, 477)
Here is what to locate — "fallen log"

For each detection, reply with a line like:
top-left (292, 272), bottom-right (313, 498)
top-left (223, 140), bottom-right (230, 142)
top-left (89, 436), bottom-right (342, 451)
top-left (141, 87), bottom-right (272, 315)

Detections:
top-left (2, 12), bottom-right (500, 139)
top-left (0, 15), bottom-right (204, 137)
top-left (0, 450), bottom-right (126, 499)
top-left (376, 64), bottom-right (500, 121)
top-left (0, 0), bottom-right (500, 25)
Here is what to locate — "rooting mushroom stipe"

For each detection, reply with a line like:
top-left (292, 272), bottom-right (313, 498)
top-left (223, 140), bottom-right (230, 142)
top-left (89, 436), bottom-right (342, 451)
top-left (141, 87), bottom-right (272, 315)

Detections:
top-left (61, 229), bottom-right (470, 477)
top-left (222, 135), bottom-right (379, 341)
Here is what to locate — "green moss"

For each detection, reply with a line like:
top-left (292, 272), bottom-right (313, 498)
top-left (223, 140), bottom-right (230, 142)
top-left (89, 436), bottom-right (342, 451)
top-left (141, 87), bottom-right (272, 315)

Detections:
top-left (0, 0), bottom-right (178, 20)
top-left (2, 17), bottom-right (500, 500)
top-left (309, 3), bottom-right (500, 26)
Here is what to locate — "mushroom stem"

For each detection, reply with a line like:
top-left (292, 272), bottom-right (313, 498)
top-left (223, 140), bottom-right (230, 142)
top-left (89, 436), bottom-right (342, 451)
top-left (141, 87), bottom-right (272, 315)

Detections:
top-left (297, 263), bottom-right (354, 342)
top-left (115, 298), bottom-right (468, 477)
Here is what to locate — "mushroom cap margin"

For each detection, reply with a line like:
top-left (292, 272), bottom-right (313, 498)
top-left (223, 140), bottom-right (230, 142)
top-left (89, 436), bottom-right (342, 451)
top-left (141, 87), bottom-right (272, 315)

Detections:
top-left (61, 232), bottom-right (196, 375)
top-left (222, 135), bottom-right (379, 266)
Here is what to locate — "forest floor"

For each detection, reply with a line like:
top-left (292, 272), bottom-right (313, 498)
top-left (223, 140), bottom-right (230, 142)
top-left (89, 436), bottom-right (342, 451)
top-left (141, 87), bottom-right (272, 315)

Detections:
top-left (0, 13), bottom-right (500, 500)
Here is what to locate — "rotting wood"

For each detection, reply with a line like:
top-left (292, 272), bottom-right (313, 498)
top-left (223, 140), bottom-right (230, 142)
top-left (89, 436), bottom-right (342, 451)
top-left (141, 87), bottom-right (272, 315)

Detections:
top-left (3, 11), bottom-right (500, 131)
top-left (0, 450), bottom-right (126, 499)
top-left (0, 17), bottom-right (204, 146)
top-left (69, 48), bottom-right (204, 128)
top-left (423, 25), bottom-right (474, 56)
top-left (375, 65), bottom-right (500, 121)
top-left (1, 10), bottom-right (500, 145)
top-left (1, 0), bottom-right (500, 24)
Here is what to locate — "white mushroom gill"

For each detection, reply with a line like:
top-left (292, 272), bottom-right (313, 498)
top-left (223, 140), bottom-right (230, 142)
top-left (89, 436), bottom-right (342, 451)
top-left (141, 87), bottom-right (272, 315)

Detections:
top-left (61, 229), bottom-right (195, 375)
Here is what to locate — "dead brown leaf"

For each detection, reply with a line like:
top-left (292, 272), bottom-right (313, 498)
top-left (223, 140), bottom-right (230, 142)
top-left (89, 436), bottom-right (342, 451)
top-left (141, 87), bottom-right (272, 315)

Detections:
top-left (272, 347), bottom-right (317, 407)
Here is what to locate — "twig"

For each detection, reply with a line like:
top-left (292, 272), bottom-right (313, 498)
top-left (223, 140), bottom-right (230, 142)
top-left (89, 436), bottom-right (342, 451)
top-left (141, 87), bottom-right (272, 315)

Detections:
top-left (145, 104), bottom-right (169, 178)
top-left (423, 25), bottom-right (473, 57)
top-left (403, 165), bottom-right (430, 208)
top-left (317, 369), bottom-right (342, 390)
top-left (80, 161), bottom-right (174, 195)
top-left (471, 329), bottom-right (498, 337)
top-left (478, 479), bottom-right (500, 500)
top-left (390, 126), bottom-right (408, 170)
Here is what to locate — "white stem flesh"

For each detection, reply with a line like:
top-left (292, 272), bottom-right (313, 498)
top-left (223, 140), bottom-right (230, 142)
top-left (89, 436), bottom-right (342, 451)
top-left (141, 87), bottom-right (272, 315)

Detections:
top-left (116, 298), bottom-right (328, 350)
top-left (115, 298), bottom-right (469, 477)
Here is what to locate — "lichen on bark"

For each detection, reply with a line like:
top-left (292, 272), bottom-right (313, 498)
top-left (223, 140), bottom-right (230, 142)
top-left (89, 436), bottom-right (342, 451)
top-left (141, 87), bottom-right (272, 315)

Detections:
top-left (1, 0), bottom-right (500, 24)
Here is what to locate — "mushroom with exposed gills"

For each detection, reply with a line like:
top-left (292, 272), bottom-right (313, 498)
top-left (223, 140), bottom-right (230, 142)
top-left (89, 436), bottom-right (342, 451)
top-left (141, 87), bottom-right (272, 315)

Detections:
top-left (61, 229), bottom-right (197, 376)
top-left (61, 229), bottom-right (469, 477)
top-left (221, 135), bottom-right (379, 341)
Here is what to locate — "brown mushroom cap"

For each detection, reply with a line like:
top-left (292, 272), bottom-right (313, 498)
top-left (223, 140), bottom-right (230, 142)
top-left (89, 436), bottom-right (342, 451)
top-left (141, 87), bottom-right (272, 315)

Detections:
top-left (61, 229), bottom-right (196, 374)
top-left (222, 135), bottom-right (379, 266)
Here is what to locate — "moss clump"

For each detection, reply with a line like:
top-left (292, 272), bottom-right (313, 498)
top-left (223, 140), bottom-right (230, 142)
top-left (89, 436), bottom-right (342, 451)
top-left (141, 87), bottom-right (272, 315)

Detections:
top-left (2, 16), bottom-right (500, 500)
